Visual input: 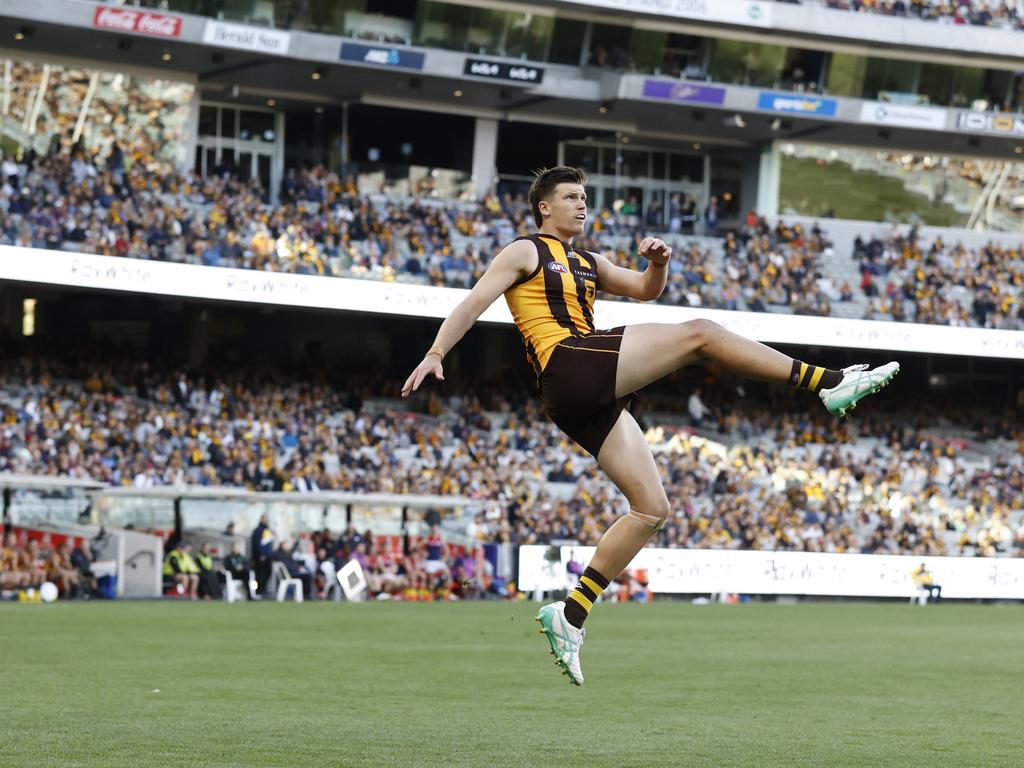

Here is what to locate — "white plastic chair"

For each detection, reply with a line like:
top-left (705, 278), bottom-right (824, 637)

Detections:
top-left (221, 569), bottom-right (246, 603)
top-left (320, 561), bottom-right (341, 601)
top-left (272, 561), bottom-right (303, 602)
top-left (910, 586), bottom-right (929, 606)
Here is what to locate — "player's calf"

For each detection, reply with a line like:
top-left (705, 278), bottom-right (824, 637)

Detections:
top-left (563, 504), bottom-right (667, 630)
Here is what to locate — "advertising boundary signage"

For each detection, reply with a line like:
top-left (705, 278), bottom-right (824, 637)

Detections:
top-left (202, 21), bottom-right (291, 55)
top-left (641, 79), bottom-right (726, 105)
top-left (0, 246), bottom-right (1022, 359)
top-left (757, 91), bottom-right (838, 116)
top-left (859, 101), bottom-right (947, 130)
top-left (93, 7), bottom-right (182, 37)
top-left (340, 42), bottom-right (425, 70)
top-left (518, 546), bottom-right (1024, 599)
top-left (463, 57), bottom-right (544, 84)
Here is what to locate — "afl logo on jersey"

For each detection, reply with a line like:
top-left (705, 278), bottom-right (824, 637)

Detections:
top-left (547, 262), bottom-right (569, 274)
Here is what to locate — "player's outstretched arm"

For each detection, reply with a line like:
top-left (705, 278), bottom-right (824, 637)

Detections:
top-left (401, 239), bottom-right (535, 397)
top-left (591, 237), bottom-right (672, 301)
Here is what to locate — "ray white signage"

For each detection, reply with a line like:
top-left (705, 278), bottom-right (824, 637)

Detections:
top-left (518, 546), bottom-right (1024, 600)
top-left (0, 245), bottom-right (1022, 359)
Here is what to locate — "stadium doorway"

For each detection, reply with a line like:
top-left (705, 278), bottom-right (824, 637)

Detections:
top-left (195, 102), bottom-right (284, 203)
top-left (559, 139), bottom-right (704, 231)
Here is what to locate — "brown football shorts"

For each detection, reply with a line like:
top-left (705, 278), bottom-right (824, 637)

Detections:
top-left (539, 326), bottom-right (636, 459)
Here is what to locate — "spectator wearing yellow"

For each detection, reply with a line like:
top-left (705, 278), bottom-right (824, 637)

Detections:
top-left (46, 542), bottom-right (81, 598)
top-left (163, 540), bottom-right (200, 600)
top-left (911, 562), bottom-right (942, 601)
top-left (1, 532), bottom-right (30, 589)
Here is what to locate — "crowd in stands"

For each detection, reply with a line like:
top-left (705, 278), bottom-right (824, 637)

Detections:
top-left (1, 144), bottom-right (861, 321)
top-left (3, 60), bottom-right (192, 168)
top-left (809, 0), bottom-right (1024, 30)
top-left (2, 355), bottom-right (1022, 584)
top-left (855, 226), bottom-right (1024, 329)
top-left (154, 514), bottom-right (500, 603)
top-left (496, 390), bottom-right (1024, 560)
top-left (0, 531), bottom-right (98, 598)
top-left (0, 143), bottom-right (535, 283)
top-left (4, 136), bottom-right (1024, 331)
top-left (226, 520), bottom-right (494, 602)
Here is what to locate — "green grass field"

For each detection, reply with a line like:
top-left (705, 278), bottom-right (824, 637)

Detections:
top-left (779, 156), bottom-right (967, 227)
top-left (3, 601), bottom-right (1022, 767)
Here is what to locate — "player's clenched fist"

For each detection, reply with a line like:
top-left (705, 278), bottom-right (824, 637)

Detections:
top-left (638, 237), bottom-right (672, 266)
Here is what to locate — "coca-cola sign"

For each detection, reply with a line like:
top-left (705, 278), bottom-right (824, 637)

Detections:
top-left (93, 7), bottom-right (182, 38)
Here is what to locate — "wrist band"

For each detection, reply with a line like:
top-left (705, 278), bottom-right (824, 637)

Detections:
top-left (426, 345), bottom-right (445, 360)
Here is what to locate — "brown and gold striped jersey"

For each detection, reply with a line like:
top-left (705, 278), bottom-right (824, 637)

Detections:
top-left (503, 233), bottom-right (599, 376)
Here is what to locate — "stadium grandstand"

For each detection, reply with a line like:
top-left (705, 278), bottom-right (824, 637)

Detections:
top-left (2, 1), bottom-right (1023, 766)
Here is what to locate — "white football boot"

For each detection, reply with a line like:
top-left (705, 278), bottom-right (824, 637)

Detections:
top-left (819, 361), bottom-right (900, 417)
top-left (535, 601), bottom-right (585, 686)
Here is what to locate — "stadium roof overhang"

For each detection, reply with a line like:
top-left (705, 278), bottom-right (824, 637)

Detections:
top-left (0, 12), bottom-right (756, 151)
top-left (3, 3), bottom-right (1024, 161)
top-left (6, 0), bottom-right (1024, 69)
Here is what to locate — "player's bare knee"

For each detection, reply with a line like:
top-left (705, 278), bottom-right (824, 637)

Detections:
top-left (649, 496), bottom-right (671, 521)
top-left (682, 318), bottom-right (721, 354)
top-left (632, 494), bottom-right (670, 522)
top-left (617, 476), bottom-right (669, 519)
top-left (628, 496), bottom-right (670, 532)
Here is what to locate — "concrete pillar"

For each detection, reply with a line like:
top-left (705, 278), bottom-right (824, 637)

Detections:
top-left (183, 82), bottom-right (200, 174)
top-left (187, 309), bottom-right (210, 367)
top-left (0, 284), bottom-right (10, 337)
top-left (756, 142), bottom-right (781, 218)
top-left (272, 111), bottom-right (286, 206)
top-left (471, 117), bottom-right (498, 200)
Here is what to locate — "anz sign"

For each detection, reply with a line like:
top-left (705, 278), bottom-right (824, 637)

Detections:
top-left (340, 42), bottom-right (425, 70)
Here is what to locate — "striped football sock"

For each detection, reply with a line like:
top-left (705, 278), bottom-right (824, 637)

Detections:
top-left (563, 567), bottom-right (610, 629)
top-left (789, 360), bottom-right (843, 393)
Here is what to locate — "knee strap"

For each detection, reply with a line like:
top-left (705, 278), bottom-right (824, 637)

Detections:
top-left (628, 508), bottom-right (666, 532)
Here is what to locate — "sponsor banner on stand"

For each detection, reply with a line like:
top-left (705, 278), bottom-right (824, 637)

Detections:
top-left (641, 79), bottom-right (726, 105)
top-left (93, 7), bottom-right (182, 37)
top-left (340, 42), bottom-right (425, 70)
top-left (202, 21), bottom-right (291, 55)
top-left (518, 546), bottom-right (1024, 600)
top-left (1, 246), bottom-right (1023, 359)
top-left (463, 58), bottom-right (544, 84)
top-left (553, 0), bottom-right (772, 27)
top-left (956, 111), bottom-right (1024, 136)
top-left (859, 101), bottom-right (947, 130)
top-left (757, 91), bottom-right (838, 116)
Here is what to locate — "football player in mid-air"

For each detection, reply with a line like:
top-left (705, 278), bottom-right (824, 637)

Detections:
top-left (402, 166), bottom-right (898, 685)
